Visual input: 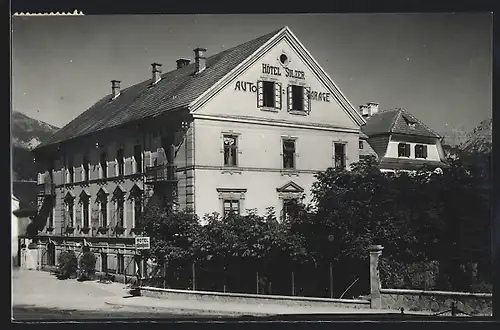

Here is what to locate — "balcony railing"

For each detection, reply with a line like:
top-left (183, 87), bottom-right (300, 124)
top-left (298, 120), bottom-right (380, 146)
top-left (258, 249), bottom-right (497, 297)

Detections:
top-left (37, 183), bottom-right (56, 196)
top-left (145, 164), bottom-right (177, 184)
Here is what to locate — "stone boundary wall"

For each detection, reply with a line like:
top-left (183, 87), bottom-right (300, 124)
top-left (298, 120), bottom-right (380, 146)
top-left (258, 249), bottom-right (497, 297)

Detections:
top-left (368, 245), bottom-right (493, 316)
top-left (140, 286), bottom-right (371, 310)
top-left (380, 288), bottom-right (492, 316)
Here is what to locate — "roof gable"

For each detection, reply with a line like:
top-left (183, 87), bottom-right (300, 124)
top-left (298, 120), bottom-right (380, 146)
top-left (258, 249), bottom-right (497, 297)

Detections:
top-left (36, 28), bottom-right (282, 149)
top-left (362, 108), bottom-right (440, 139)
top-left (190, 27), bottom-right (365, 128)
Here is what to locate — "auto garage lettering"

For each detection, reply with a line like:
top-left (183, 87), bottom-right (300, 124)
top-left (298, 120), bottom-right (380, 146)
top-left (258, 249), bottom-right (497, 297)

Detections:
top-left (234, 80), bottom-right (330, 102)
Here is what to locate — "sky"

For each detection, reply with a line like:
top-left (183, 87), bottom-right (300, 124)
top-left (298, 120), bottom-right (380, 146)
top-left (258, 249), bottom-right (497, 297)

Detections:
top-left (12, 13), bottom-right (492, 135)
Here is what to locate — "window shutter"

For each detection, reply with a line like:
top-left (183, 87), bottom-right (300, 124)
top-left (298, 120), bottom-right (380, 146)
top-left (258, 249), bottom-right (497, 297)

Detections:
top-left (287, 85), bottom-right (293, 111)
top-left (423, 145), bottom-right (428, 158)
top-left (125, 158), bottom-right (132, 175)
top-left (257, 81), bottom-right (264, 108)
top-left (304, 87), bottom-right (311, 113)
top-left (275, 83), bottom-right (282, 109)
top-left (144, 151), bottom-right (151, 168)
top-left (126, 200), bottom-right (133, 229)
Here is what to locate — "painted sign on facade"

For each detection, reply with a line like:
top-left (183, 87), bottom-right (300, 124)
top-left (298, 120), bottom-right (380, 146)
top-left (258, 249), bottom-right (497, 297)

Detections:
top-left (234, 80), bottom-right (330, 102)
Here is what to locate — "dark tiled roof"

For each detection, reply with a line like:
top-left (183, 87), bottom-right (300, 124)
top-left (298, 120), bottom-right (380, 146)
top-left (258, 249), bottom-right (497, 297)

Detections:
top-left (367, 136), bottom-right (390, 159)
top-left (37, 28), bottom-right (283, 148)
top-left (379, 157), bottom-right (449, 171)
top-left (12, 180), bottom-right (37, 210)
top-left (359, 140), bottom-right (378, 159)
top-left (361, 109), bottom-right (441, 138)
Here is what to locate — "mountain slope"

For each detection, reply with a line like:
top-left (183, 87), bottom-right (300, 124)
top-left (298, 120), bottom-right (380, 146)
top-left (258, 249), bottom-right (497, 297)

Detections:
top-left (459, 118), bottom-right (492, 154)
top-left (11, 111), bottom-right (59, 181)
top-left (12, 111), bottom-right (59, 150)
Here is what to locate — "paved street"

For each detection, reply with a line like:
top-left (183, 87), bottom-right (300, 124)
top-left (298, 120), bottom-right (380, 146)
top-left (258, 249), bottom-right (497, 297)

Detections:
top-left (12, 268), bottom-right (432, 321)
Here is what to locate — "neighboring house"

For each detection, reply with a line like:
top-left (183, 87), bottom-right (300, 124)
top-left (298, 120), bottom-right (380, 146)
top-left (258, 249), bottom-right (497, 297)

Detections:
top-left (31, 26), bottom-right (366, 279)
top-left (359, 103), bottom-right (448, 173)
top-left (12, 195), bottom-right (19, 265)
top-left (358, 131), bottom-right (378, 161)
top-left (12, 181), bottom-right (37, 267)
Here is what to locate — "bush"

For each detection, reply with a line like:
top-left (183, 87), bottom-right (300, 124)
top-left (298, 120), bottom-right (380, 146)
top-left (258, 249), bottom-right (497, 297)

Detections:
top-left (56, 250), bottom-right (78, 280)
top-left (78, 251), bottom-right (97, 281)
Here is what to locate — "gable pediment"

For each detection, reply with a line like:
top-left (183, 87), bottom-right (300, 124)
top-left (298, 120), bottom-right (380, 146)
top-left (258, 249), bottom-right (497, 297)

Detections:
top-left (129, 184), bottom-right (143, 199)
top-left (79, 189), bottom-right (90, 202)
top-left (63, 191), bottom-right (75, 203)
top-left (112, 185), bottom-right (125, 200)
top-left (96, 187), bottom-right (109, 201)
top-left (277, 181), bottom-right (304, 193)
top-left (190, 27), bottom-right (365, 129)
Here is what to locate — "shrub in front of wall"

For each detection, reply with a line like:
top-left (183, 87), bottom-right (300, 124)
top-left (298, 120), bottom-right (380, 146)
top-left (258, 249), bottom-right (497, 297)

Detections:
top-left (56, 250), bottom-right (78, 280)
top-left (78, 251), bottom-right (97, 282)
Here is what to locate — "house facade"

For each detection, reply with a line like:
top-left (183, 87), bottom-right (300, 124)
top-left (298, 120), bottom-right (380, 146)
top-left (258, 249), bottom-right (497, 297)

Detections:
top-left (31, 26), bottom-right (366, 280)
top-left (359, 103), bottom-right (448, 173)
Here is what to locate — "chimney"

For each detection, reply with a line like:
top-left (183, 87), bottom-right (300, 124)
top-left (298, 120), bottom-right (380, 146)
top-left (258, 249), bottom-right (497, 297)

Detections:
top-left (367, 102), bottom-right (379, 116)
top-left (111, 80), bottom-right (121, 99)
top-left (193, 48), bottom-right (207, 74)
top-left (176, 58), bottom-right (191, 69)
top-left (152, 63), bottom-right (162, 84)
top-left (359, 104), bottom-right (370, 117)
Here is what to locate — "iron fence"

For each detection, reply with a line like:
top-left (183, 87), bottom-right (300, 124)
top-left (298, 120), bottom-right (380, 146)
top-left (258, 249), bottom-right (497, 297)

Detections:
top-left (141, 260), bottom-right (369, 299)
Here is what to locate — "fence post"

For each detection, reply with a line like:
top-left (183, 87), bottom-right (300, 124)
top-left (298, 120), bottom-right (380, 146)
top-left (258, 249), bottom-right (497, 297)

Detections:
top-left (368, 245), bottom-right (384, 309)
top-left (329, 262), bottom-right (334, 299)
top-left (292, 271), bottom-right (295, 296)
top-left (192, 262), bottom-right (196, 291)
top-left (256, 272), bottom-right (259, 294)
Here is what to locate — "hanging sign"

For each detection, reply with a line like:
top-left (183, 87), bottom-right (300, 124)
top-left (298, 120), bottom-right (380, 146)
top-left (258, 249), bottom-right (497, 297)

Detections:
top-left (135, 236), bottom-right (150, 250)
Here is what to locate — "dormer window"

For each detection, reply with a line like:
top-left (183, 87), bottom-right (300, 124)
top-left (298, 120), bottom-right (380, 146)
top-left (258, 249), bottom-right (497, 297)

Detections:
top-left (403, 115), bottom-right (417, 129)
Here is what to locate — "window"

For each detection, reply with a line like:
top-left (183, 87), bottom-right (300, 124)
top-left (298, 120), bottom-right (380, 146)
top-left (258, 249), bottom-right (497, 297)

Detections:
top-left (334, 143), bottom-right (346, 170)
top-left (398, 143), bottom-right (411, 157)
top-left (100, 152), bottom-right (107, 179)
top-left (283, 139), bottom-right (296, 169)
top-left (263, 81), bottom-right (275, 107)
top-left (117, 254), bottom-right (125, 274)
top-left (116, 148), bottom-right (124, 177)
top-left (287, 85), bottom-right (310, 112)
top-left (282, 199), bottom-right (295, 222)
top-left (83, 155), bottom-right (90, 181)
top-left (67, 157), bottom-right (74, 183)
top-left (101, 253), bottom-right (108, 273)
top-left (415, 144), bottom-right (428, 159)
top-left (100, 199), bottom-right (108, 227)
top-left (66, 201), bottom-right (74, 227)
top-left (223, 135), bottom-right (238, 166)
top-left (116, 196), bottom-right (124, 227)
top-left (48, 208), bottom-right (54, 228)
top-left (82, 197), bottom-right (90, 228)
top-left (134, 145), bottom-right (142, 174)
top-left (134, 198), bottom-right (142, 226)
top-left (48, 161), bottom-right (54, 181)
top-left (257, 81), bottom-right (281, 109)
top-left (359, 141), bottom-right (364, 149)
top-left (223, 200), bottom-right (240, 217)
top-left (47, 243), bottom-right (56, 266)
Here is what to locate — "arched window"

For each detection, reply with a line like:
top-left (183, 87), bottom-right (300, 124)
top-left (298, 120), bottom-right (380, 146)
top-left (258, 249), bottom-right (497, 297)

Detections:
top-left (129, 185), bottom-right (143, 228)
top-left (96, 188), bottom-right (109, 228)
top-left (63, 192), bottom-right (75, 228)
top-left (79, 190), bottom-right (91, 228)
top-left (113, 186), bottom-right (125, 227)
